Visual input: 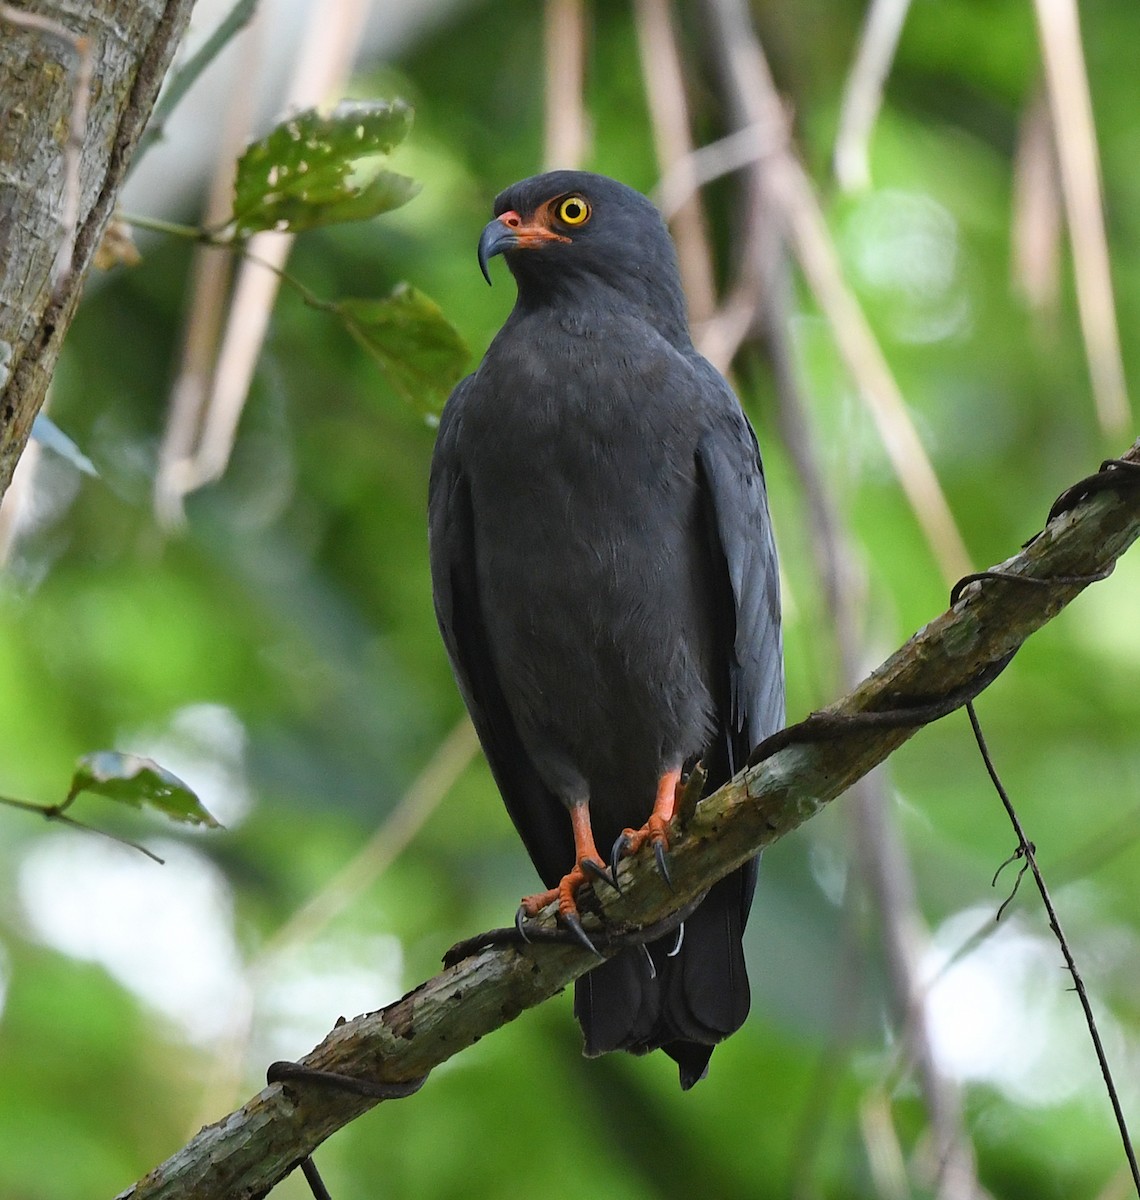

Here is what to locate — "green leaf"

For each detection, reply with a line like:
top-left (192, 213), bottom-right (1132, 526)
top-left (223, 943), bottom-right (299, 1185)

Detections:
top-left (230, 100), bottom-right (419, 235)
top-left (69, 752), bottom-right (221, 829)
top-left (333, 285), bottom-right (470, 414)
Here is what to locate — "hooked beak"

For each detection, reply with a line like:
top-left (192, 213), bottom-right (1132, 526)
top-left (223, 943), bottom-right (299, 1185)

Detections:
top-left (477, 211), bottom-right (570, 285)
top-left (477, 218), bottom-right (517, 285)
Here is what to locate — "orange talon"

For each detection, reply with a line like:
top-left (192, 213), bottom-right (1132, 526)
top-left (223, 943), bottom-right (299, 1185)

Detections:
top-left (517, 802), bottom-right (614, 954)
top-left (612, 768), bottom-right (683, 890)
top-left (617, 766), bottom-right (682, 855)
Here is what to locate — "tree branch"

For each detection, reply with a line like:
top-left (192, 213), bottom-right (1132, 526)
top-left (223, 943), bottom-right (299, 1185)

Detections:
top-left (117, 442), bottom-right (1140, 1200)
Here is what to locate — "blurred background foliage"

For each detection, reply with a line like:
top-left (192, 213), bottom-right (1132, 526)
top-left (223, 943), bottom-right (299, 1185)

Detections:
top-left (1, 0), bottom-right (1139, 1197)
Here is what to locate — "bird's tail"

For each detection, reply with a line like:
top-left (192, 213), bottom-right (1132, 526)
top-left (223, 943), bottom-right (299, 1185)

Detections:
top-left (573, 865), bottom-right (753, 1089)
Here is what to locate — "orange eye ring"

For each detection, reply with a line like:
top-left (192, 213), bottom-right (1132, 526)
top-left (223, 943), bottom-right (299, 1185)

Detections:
top-left (556, 195), bottom-right (591, 226)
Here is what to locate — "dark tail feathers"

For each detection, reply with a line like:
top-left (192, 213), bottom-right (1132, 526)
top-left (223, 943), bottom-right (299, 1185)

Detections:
top-left (573, 865), bottom-right (753, 1089)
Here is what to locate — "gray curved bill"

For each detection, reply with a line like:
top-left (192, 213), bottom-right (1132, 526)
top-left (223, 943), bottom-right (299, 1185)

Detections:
top-left (477, 219), bottom-right (517, 285)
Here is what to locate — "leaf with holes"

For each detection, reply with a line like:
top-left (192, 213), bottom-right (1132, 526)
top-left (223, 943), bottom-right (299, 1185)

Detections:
top-left (230, 99), bottom-right (419, 235)
top-left (69, 752), bottom-right (221, 828)
top-left (334, 285), bottom-right (469, 414)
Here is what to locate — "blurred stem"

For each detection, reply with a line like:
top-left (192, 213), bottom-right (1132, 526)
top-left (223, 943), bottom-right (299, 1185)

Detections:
top-left (701, 2), bottom-right (983, 1194)
top-left (121, 212), bottom-right (215, 241)
top-left (121, 211), bottom-right (336, 315)
top-left (833, 0), bottom-right (912, 191)
top-left (543, 0), bottom-right (588, 169)
top-left (0, 793), bottom-right (163, 862)
top-left (133, 0), bottom-right (260, 164)
top-left (153, 22), bottom-right (256, 529)
top-left (1032, 0), bottom-right (1131, 434)
top-left (697, 0), bottom-right (972, 586)
top-left (634, 0), bottom-right (718, 325)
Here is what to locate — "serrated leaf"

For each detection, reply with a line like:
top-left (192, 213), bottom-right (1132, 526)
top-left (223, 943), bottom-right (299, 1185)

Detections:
top-left (334, 285), bottom-right (469, 414)
top-left (70, 752), bottom-right (221, 829)
top-left (231, 100), bottom-right (418, 235)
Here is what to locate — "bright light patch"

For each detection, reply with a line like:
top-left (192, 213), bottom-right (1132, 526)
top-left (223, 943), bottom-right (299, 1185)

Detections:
top-left (923, 906), bottom-right (1107, 1105)
top-left (17, 833), bottom-right (245, 1044)
top-left (1070, 549), bottom-right (1140, 667)
top-left (251, 936), bottom-right (405, 1064)
top-left (843, 189), bottom-right (970, 344)
top-left (808, 838), bottom-right (848, 907)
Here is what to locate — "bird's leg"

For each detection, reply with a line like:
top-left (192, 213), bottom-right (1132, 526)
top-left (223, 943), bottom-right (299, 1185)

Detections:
top-left (517, 801), bottom-right (617, 955)
top-left (610, 767), bottom-right (682, 889)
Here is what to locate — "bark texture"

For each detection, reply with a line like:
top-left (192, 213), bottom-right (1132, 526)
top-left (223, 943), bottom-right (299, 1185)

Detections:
top-left (0, 0), bottom-right (198, 499)
top-left (117, 442), bottom-right (1140, 1200)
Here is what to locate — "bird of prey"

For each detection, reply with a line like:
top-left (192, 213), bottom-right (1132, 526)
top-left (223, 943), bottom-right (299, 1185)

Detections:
top-left (428, 170), bottom-right (783, 1088)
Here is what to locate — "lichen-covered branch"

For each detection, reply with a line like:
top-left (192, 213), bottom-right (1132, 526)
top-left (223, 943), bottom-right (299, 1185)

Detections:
top-left (117, 442), bottom-right (1140, 1200)
top-left (0, 0), bottom-right (197, 500)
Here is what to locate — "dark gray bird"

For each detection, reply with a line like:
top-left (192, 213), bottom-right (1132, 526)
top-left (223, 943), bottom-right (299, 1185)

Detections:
top-left (428, 170), bottom-right (783, 1088)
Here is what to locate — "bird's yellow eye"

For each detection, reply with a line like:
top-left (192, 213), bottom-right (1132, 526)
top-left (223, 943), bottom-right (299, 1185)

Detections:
top-left (557, 196), bottom-right (591, 226)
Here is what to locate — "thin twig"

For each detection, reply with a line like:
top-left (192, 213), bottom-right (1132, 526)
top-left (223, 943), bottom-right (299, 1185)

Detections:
top-left (859, 1088), bottom-right (911, 1200)
top-left (700, 0), bottom-right (973, 586)
top-left (634, 0), bottom-right (718, 324)
top-left (704, 5), bottom-right (974, 1193)
top-left (833, 0), bottom-right (912, 191)
top-left (715, 76), bottom-right (944, 1196)
top-left (153, 5), bottom-right (263, 528)
top-left (1032, 0), bottom-right (1131, 434)
top-left (0, 794), bottom-right (164, 863)
top-left (852, 774), bottom-right (982, 1199)
top-left (655, 121), bottom-right (784, 220)
top-left (788, 877), bottom-right (866, 1199)
top-left (168, 0), bottom-right (373, 502)
top-left (262, 718), bottom-right (479, 959)
top-left (1011, 86), bottom-right (1062, 314)
top-left (966, 700), bottom-right (1140, 1195)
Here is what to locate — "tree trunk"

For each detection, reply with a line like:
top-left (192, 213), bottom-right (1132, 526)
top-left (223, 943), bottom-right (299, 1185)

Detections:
top-left (0, 0), bottom-right (197, 499)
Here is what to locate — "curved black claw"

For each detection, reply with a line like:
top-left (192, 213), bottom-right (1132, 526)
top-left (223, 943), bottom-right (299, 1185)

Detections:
top-left (581, 857), bottom-right (621, 894)
top-left (654, 840), bottom-right (674, 891)
top-left (514, 905), bottom-right (533, 943)
top-left (562, 910), bottom-right (603, 957)
top-left (609, 832), bottom-right (632, 884)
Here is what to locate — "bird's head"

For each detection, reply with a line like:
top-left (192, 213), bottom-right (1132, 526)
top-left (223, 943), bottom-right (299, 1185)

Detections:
top-left (477, 171), bottom-right (690, 345)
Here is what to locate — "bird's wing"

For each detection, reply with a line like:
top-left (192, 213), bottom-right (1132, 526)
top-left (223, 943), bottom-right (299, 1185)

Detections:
top-left (691, 372), bottom-right (784, 942)
top-left (694, 376), bottom-right (786, 765)
top-left (428, 380), bottom-right (572, 888)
